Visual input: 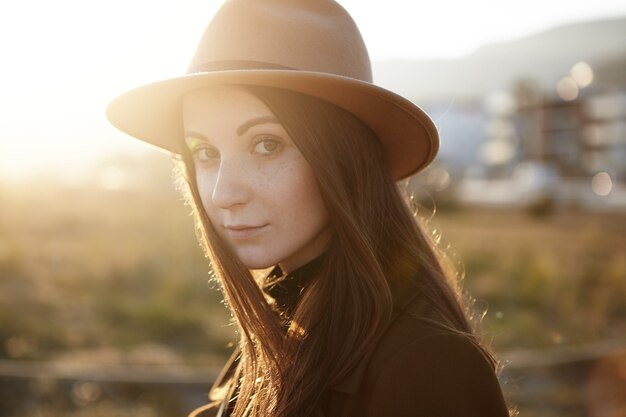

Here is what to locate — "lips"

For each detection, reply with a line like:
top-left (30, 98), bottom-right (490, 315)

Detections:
top-left (223, 224), bottom-right (269, 240)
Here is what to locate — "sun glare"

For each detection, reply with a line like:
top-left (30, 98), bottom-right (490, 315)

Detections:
top-left (0, 1), bottom-right (216, 181)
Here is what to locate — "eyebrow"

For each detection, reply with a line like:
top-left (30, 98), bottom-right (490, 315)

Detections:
top-left (236, 116), bottom-right (280, 136)
top-left (184, 116), bottom-right (281, 144)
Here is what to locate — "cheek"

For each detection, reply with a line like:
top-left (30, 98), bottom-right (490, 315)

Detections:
top-left (280, 162), bottom-right (328, 226)
top-left (195, 171), bottom-right (217, 217)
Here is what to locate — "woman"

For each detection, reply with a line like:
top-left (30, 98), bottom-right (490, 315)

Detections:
top-left (107, 0), bottom-right (510, 416)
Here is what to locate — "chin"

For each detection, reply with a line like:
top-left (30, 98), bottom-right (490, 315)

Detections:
top-left (236, 252), bottom-right (280, 271)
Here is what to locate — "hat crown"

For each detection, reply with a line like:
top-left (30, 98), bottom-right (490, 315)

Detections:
top-left (187, 0), bottom-right (373, 82)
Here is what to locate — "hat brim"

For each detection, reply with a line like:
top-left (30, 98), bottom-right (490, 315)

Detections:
top-left (106, 70), bottom-right (438, 179)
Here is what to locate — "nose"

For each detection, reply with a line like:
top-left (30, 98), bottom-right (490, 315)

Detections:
top-left (210, 158), bottom-right (251, 209)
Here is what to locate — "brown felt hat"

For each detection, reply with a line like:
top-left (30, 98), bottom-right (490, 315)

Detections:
top-left (106, 0), bottom-right (439, 179)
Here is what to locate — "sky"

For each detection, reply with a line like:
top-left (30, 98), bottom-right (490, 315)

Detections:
top-left (0, 0), bottom-right (625, 181)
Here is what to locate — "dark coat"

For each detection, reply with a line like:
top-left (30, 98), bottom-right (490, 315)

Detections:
top-left (189, 288), bottom-right (510, 417)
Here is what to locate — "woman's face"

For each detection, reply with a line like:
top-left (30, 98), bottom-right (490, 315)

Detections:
top-left (182, 86), bottom-right (331, 272)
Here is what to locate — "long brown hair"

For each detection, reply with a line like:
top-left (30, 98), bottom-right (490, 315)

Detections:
top-left (177, 86), bottom-right (493, 417)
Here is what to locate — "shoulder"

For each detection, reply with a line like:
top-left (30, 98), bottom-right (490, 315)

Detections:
top-left (361, 298), bottom-right (510, 416)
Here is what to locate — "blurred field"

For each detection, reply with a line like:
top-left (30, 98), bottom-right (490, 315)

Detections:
top-left (437, 206), bottom-right (626, 350)
top-left (0, 157), bottom-right (236, 370)
top-left (0, 154), bottom-right (625, 416)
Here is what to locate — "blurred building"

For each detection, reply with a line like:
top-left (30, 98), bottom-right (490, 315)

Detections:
top-left (517, 88), bottom-right (625, 182)
top-left (387, 17), bottom-right (626, 210)
top-left (450, 60), bottom-right (626, 210)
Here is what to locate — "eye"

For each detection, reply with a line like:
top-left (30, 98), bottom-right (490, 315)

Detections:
top-left (252, 136), bottom-right (282, 155)
top-left (190, 144), bottom-right (219, 164)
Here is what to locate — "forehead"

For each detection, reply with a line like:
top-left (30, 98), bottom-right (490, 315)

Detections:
top-left (182, 85), bottom-right (275, 124)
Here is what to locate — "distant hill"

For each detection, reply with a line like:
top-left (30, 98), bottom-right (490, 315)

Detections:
top-left (373, 17), bottom-right (626, 102)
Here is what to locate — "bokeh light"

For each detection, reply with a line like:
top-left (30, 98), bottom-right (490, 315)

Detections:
top-left (591, 172), bottom-right (613, 196)
top-left (557, 76), bottom-right (579, 101)
top-left (570, 61), bottom-right (594, 88)
top-left (481, 140), bottom-right (517, 165)
top-left (426, 167), bottom-right (451, 191)
top-left (484, 91), bottom-right (517, 116)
